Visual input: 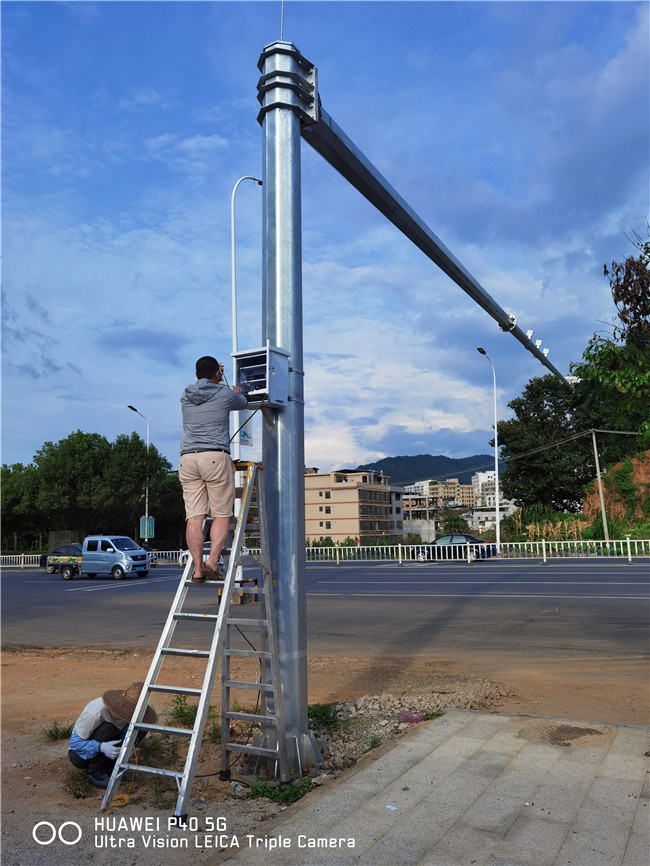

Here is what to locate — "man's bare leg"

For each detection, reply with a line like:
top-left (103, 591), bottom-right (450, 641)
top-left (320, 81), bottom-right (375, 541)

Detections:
top-left (206, 516), bottom-right (229, 575)
top-left (186, 515), bottom-right (207, 580)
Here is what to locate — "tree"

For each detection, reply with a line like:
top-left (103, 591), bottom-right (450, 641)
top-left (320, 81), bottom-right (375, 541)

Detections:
top-left (2, 430), bottom-right (186, 549)
top-left (102, 432), bottom-right (176, 539)
top-left (570, 231), bottom-right (650, 440)
top-left (104, 432), bottom-right (185, 547)
top-left (1, 463), bottom-right (42, 549)
top-left (497, 374), bottom-right (644, 513)
top-left (497, 376), bottom-right (588, 511)
top-left (441, 508), bottom-right (470, 535)
top-left (33, 431), bottom-right (113, 536)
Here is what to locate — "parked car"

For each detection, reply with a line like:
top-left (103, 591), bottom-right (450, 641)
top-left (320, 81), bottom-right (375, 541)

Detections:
top-left (39, 545), bottom-right (82, 573)
top-left (416, 534), bottom-right (497, 561)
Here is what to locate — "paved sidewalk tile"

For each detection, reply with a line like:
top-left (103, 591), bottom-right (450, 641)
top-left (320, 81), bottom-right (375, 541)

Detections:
top-left (216, 711), bottom-right (649, 866)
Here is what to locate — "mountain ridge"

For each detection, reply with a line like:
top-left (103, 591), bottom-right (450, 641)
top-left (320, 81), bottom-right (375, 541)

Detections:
top-left (351, 454), bottom-right (494, 486)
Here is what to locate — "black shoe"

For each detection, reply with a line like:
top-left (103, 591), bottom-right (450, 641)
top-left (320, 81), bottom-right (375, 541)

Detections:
top-left (85, 769), bottom-right (110, 789)
top-left (203, 565), bottom-right (224, 581)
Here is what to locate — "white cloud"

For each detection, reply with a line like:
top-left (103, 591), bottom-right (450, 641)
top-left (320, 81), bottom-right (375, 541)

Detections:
top-left (142, 132), bottom-right (230, 176)
top-left (118, 88), bottom-right (172, 111)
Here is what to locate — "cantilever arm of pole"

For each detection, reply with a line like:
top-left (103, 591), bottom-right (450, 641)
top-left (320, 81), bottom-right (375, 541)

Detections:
top-left (300, 107), bottom-right (571, 389)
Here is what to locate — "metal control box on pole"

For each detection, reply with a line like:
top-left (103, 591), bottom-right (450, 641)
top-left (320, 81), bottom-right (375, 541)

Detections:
top-left (233, 343), bottom-right (290, 408)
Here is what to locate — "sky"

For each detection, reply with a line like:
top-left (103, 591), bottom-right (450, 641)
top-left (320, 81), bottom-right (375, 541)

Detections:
top-left (2, 0), bottom-right (648, 474)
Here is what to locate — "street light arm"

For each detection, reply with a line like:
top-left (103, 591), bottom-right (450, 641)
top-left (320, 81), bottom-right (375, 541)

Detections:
top-left (477, 348), bottom-right (500, 551)
top-left (126, 404), bottom-right (151, 540)
top-left (231, 176), bottom-right (263, 357)
top-left (231, 175), bottom-right (262, 462)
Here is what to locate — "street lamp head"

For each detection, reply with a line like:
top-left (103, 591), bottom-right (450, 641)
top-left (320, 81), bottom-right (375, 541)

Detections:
top-left (127, 405), bottom-right (137, 412)
top-left (476, 347), bottom-right (486, 355)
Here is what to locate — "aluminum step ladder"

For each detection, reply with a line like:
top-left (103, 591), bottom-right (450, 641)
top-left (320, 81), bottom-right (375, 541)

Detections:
top-left (100, 461), bottom-right (288, 822)
top-left (219, 503), bottom-right (288, 785)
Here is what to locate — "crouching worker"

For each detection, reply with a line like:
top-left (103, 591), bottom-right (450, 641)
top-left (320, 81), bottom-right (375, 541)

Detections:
top-left (68, 681), bottom-right (158, 789)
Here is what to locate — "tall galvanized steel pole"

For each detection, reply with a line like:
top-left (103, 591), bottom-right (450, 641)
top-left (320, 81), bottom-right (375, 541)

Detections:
top-left (257, 41), bottom-right (321, 777)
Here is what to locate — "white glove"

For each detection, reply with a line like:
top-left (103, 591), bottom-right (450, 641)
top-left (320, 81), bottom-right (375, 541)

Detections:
top-left (99, 739), bottom-right (121, 760)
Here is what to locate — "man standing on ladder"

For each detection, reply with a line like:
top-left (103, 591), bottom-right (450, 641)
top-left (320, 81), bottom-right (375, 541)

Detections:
top-left (179, 355), bottom-right (247, 582)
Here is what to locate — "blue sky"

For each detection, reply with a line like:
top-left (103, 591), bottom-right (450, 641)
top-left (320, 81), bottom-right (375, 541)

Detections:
top-left (2, 0), bottom-right (648, 473)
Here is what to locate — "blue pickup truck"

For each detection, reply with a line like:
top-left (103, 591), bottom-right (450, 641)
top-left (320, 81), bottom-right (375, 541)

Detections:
top-left (51, 535), bottom-right (150, 580)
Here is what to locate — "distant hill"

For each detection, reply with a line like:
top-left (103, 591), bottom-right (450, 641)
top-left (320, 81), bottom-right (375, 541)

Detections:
top-left (352, 454), bottom-right (494, 486)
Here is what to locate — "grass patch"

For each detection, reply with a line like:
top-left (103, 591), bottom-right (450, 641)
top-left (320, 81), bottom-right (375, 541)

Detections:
top-left (168, 695), bottom-right (199, 727)
top-left (135, 734), bottom-right (178, 767)
top-left (207, 706), bottom-right (221, 742)
top-left (308, 702), bottom-right (340, 732)
top-left (247, 777), bottom-right (315, 805)
top-left (149, 777), bottom-right (178, 810)
top-left (424, 711), bottom-right (446, 721)
top-left (361, 733), bottom-right (381, 753)
top-left (63, 768), bottom-right (92, 800)
top-left (231, 701), bottom-right (258, 714)
top-left (43, 720), bottom-right (74, 741)
top-left (168, 696), bottom-right (220, 739)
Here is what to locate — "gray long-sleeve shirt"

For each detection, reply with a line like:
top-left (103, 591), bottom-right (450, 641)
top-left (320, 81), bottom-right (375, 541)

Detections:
top-left (180, 379), bottom-right (247, 454)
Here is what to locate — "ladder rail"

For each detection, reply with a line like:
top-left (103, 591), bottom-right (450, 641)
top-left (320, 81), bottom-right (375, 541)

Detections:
top-left (219, 467), bottom-right (290, 783)
top-left (101, 555), bottom-right (196, 810)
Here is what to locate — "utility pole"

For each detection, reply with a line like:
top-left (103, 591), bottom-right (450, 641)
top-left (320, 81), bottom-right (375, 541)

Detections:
top-left (591, 429), bottom-right (609, 544)
top-left (257, 40), bottom-right (321, 777)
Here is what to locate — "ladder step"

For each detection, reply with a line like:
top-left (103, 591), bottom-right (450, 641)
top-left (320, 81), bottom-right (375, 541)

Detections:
top-left (183, 579), bottom-right (226, 587)
top-left (225, 649), bottom-right (272, 660)
top-left (133, 722), bottom-right (193, 737)
top-left (226, 743), bottom-right (280, 759)
top-left (227, 617), bottom-right (268, 627)
top-left (224, 680), bottom-right (276, 692)
top-left (149, 684), bottom-right (203, 697)
top-left (174, 612), bottom-right (219, 621)
top-left (226, 711), bottom-right (277, 724)
top-left (121, 764), bottom-right (184, 781)
top-left (161, 647), bottom-right (211, 658)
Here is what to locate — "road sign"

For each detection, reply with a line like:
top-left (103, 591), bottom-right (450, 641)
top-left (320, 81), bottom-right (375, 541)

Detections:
top-left (140, 516), bottom-right (155, 539)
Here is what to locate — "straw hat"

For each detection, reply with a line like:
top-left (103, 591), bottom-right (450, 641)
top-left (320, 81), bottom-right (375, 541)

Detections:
top-left (102, 682), bottom-right (158, 724)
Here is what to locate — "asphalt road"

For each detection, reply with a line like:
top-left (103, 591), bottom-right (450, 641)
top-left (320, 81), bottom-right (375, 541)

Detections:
top-left (2, 559), bottom-right (648, 661)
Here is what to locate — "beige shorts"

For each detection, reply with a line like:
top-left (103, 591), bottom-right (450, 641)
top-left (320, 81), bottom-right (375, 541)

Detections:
top-left (178, 451), bottom-right (235, 519)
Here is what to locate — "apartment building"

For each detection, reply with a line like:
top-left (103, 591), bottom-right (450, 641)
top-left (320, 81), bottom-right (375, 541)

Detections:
top-left (471, 471), bottom-right (495, 506)
top-left (402, 478), bottom-right (476, 517)
top-left (305, 468), bottom-right (399, 545)
top-left (469, 470), bottom-right (516, 533)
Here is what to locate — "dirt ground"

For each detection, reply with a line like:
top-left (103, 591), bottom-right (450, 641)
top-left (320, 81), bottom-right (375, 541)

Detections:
top-left (1, 646), bottom-right (648, 866)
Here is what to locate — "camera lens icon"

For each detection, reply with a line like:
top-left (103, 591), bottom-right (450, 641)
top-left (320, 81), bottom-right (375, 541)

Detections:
top-left (33, 821), bottom-right (82, 846)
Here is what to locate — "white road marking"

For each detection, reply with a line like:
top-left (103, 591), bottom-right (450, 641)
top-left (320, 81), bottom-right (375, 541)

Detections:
top-left (307, 592), bottom-right (648, 600)
top-left (317, 580), bottom-right (647, 585)
top-left (63, 576), bottom-right (180, 592)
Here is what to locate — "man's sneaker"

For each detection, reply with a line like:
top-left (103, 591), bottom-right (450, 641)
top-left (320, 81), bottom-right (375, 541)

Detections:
top-left (85, 769), bottom-right (110, 789)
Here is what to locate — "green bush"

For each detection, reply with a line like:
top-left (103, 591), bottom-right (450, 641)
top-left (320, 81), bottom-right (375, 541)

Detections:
top-left (247, 777), bottom-right (315, 804)
top-left (308, 703), bottom-right (340, 732)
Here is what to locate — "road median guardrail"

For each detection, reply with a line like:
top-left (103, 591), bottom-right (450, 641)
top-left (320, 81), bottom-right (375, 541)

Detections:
top-left (4, 538), bottom-right (648, 570)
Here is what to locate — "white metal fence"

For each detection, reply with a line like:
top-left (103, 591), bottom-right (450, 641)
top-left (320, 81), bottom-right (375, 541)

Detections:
top-left (306, 538), bottom-right (650, 565)
top-left (1, 554), bottom-right (42, 568)
top-left (3, 538), bottom-right (649, 570)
